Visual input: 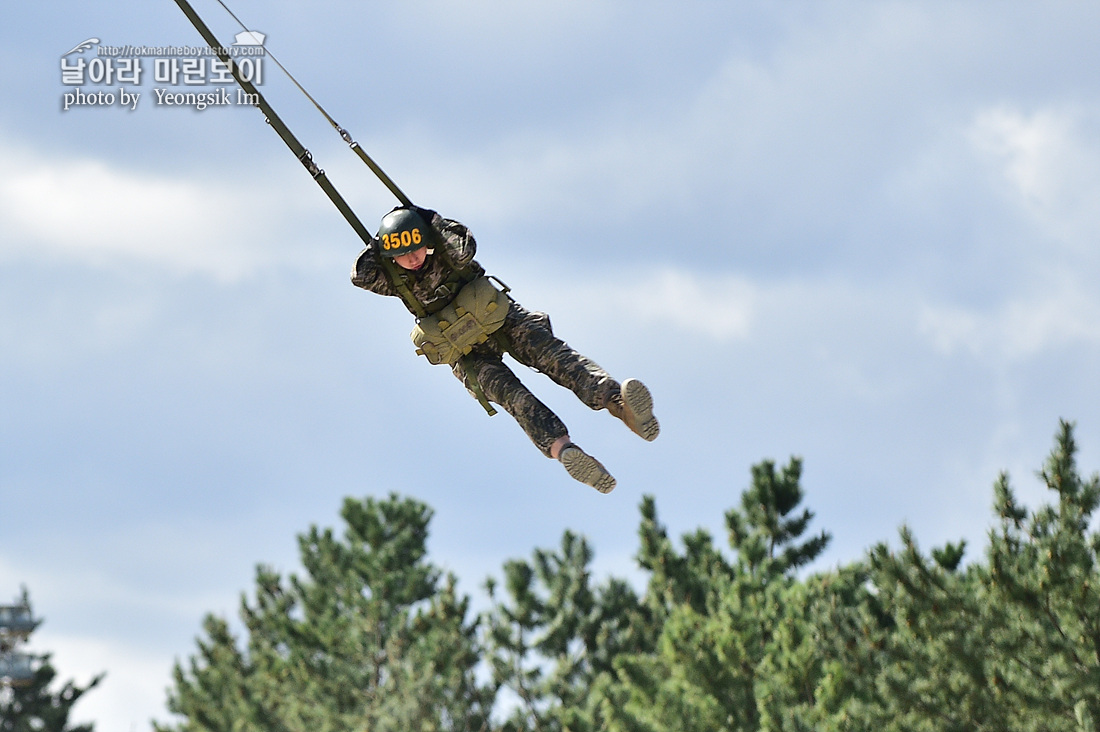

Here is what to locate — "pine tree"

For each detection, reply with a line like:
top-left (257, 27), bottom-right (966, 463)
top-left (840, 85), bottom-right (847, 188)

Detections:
top-left (984, 420), bottom-right (1100, 729)
top-left (156, 422), bottom-right (1100, 730)
top-left (483, 530), bottom-right (650, 732)
top-left (157, 494), bottom-right (494, 732)
top-left (606, 457), bottom-right (832, 732)
top-left (848, 420), bottom-right (1100, 730)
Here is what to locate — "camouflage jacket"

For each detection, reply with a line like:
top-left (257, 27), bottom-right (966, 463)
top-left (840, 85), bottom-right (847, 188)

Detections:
top-left (350, 208), bottom-right (485, 316)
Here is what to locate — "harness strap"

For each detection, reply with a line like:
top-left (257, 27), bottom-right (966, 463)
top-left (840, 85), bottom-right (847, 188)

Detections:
top-left (458, 357), bottom-right (497, 416)
top-left (378, 254), bottom-right (428, 319)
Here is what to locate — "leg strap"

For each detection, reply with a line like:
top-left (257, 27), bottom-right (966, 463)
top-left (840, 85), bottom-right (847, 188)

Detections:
top-left (458, 356), bottom-right (497, 416)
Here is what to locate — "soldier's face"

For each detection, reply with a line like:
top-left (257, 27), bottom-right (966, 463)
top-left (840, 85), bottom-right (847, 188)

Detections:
top-left (394, 248), bottom-right (428, 271)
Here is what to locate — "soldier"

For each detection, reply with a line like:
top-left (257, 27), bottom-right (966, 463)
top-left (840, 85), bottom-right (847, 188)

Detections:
top-left (351, 206), bottom-right (659, 493)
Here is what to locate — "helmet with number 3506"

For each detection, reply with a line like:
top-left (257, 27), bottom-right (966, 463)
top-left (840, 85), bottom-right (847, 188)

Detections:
top-left (377, 208), bottom-right (429, 258)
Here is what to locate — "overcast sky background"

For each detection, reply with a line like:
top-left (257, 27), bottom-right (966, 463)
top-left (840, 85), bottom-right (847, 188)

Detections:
top-left (2, 1), bottom-right (1099, 728)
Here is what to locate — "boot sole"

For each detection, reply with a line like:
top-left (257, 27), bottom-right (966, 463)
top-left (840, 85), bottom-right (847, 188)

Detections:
top-left (560, 446), bottom-right (616, 494)
top-left (621, 379), bottom-right (659, 441)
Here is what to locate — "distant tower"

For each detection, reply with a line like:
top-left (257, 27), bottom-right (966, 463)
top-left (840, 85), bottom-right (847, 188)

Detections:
top-left (0, 590), bottom-right (40, 686)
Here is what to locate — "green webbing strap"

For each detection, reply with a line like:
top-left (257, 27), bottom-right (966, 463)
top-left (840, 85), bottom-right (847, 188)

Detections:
top-left (379, 256), bottom-right (428, 319)
top-left (458, 357), bottom-right (497, 417)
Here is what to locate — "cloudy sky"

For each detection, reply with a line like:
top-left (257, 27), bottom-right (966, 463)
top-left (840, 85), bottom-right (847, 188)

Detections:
top-left (3, 1), bottom-right (1099, 728)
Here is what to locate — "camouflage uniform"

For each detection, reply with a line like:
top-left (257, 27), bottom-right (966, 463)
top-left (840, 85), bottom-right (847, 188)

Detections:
top-left (351, 209), bottom-right (620, 457)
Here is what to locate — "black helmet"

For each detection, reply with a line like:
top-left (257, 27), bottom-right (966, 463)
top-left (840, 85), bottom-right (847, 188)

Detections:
top-left (377, 208), bottom-right (429, 258)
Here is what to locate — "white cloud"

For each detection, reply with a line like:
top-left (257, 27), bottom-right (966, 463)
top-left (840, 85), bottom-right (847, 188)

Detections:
top-left (970, 105), bottom-right (1100, 254)
top-left (0, 552), bottom-right (223, 639)
top-left (492, 262), bottom-right (757, 346)
top-left (600, 269), bottom-right (756, 341)
top-left (919, 279), bottom-right (1100, 360)
top-left (913, 104), bottom-right (1100, 360)
top-left (0, 138), bottom-right (325, 282)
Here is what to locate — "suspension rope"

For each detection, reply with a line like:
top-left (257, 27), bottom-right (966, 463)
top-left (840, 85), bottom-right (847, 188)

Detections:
top-left (173, 0), bottom-right (389, 249)
top-left (212, 0), bottom-right (340, 132)
top-left (210, 0), bottom-right (413, 207)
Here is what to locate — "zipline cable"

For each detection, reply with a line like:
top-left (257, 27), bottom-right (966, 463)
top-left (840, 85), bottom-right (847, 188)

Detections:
top-left (208, 0), bottom-right (413, 207)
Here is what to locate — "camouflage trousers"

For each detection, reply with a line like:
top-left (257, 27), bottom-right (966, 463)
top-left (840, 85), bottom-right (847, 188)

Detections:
top-left (452, 303), bottom-right (620, 458)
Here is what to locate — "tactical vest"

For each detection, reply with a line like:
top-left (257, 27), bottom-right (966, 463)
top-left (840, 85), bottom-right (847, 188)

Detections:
top-left (410, 275), bottom-right (511, 365)
top-left (378, 245), bottom-right (512, 414)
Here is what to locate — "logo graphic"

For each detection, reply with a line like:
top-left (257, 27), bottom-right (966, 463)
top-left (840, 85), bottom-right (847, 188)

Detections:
top-left (62, 38), bottom-right (100, 57)
top-left (233, 30), bottom-right (265, 46)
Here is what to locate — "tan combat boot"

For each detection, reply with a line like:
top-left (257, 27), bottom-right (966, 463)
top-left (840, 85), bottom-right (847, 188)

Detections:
top-left (606, 378), bottom-right (659, 442)
top-left (559, 443), bottom-right (616, 493)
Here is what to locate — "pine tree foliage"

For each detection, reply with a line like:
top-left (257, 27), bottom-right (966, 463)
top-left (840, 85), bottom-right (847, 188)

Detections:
top-left (984, 420), bottom-right (1100, 728)
top-left (162, 422), bottom-right (1100, 731)
top-left (602, 457), bottom-right (833, 732)
top-left (482, 530), bottom-right (650, 732)
top-left (156, 494), bottom-right (494, 732)
top-left (855, 419), bottom-right (1100, 731)
top-left (491, 426), bottom-right (1098, 731)
top-left (727, 458), bottom-right (831, 576)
